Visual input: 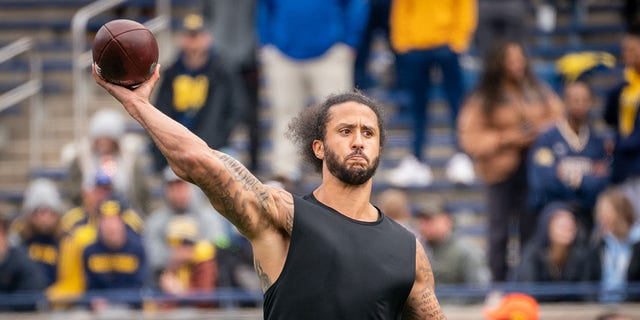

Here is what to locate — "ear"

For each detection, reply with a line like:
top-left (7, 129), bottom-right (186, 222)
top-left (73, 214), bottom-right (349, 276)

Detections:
top-left (312, 140), bottom-right (324, 160)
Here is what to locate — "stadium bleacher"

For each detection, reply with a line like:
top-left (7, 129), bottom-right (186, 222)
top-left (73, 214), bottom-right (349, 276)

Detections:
top-left (0, 0), bottom-right (635, 314)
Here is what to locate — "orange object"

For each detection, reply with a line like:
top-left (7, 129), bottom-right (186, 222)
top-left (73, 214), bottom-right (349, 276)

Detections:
top-left (484, 293), bottom-right (539, 320)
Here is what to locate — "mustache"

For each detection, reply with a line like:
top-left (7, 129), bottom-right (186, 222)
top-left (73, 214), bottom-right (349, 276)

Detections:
top-left (347, 149), bottom-right (369, 162)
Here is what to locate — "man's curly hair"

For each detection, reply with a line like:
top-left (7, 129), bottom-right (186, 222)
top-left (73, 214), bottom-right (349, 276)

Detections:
top-left (286, 90), bottom-right (387, 173)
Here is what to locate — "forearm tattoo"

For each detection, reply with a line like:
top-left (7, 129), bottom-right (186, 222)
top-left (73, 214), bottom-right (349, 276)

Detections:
top-left (403, 243), bottom-right (446, 320)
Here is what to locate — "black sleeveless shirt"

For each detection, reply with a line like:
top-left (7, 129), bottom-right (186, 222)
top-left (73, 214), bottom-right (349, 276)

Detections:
top-left (263, 194), bottom-right (416, 320)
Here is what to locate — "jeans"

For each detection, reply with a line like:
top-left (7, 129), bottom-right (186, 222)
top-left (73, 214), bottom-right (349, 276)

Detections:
top-left (395, 46), bottom-right (464, 160)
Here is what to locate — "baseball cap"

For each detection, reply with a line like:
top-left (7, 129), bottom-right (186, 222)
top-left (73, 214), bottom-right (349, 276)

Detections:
top-left (484, 293), bottom-right (539, 320)
top-left (181, 14), bottom-right (208, 33)
top-left (166, 216), bottom-right (199, 246)
top-left (95, 169), bottom-right (113, 186)
top-left (415, 201), bottom-right (447, 219)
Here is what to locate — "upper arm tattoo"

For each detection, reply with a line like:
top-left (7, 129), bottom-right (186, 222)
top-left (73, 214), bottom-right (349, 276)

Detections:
top-left (194, 152), bottom-right (292, 237)
top-left (270, 187), bottom-right (294, 235)
top-left (402, 240), bottom-right (446, 320)
top-left (254, 258), bottom-right (272, 293)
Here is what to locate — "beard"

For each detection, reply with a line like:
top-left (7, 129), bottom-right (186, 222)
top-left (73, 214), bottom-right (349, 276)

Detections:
top-left (324, 145), bottom-right (379, 185)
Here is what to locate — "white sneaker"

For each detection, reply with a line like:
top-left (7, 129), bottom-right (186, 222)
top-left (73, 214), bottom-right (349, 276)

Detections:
top-left (386, 155), bottom-right (433, 187)
top-left (446, 152), bottom-right (476, 186)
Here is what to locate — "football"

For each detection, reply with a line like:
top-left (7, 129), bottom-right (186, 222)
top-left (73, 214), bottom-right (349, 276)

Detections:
top-left (92, 19), bottom-right (159, 88)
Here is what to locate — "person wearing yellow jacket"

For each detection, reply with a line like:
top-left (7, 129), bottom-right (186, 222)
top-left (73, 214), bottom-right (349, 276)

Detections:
top-left (47, 197), bottom-right (145, 307)
top-left (387, 0), bottom-right (478, 187)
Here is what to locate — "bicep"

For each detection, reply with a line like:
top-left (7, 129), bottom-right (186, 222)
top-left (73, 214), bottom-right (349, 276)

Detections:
top-left (402, 239), bottom-right (446, 320)
top-left (192, 150), bottom-right (293, 239)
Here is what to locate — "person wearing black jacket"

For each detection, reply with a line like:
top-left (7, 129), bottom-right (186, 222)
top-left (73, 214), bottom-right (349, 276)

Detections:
top-left (152, 14), bottom-right (241, 173)
top-left (0, 216), bottom-right (47, 311)
top-left (514, 202), bottom-right (591, 301)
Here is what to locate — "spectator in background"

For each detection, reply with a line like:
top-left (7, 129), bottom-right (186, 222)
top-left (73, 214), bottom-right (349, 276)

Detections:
top-left (0, 216), bottom-right (47, 311)
top-left (158, 216), bottom-right (216, 306)
top-left (145, 166), bottom-right (228, 284)
top-left (353, 0), bottom-right (392, 90)
top-left (81, 198), bottom-right (146, 311)
top-left (583, 187), bottom-right (640, 303)
top-left (415, 202), bottom-right (490, 288)
top-left (528, 80), bottom-right (610, 232)
top-left (475, 0), bottom-right (527, 57)
top-left (458, 41), bottom-right (564, 282)
top-left (258, 0), bottom-right (369, 183)
top-left (62, 108), bottom-right (150, 215)
top-left (376, 188), bottom-right (415, 234)
top-left (61, 171), bottom-right (143, 236)
top-left (604, 23), bottom-right (640, 219)
top-left (153, 14), bottom-right (240, 174)
top-left (514, 202), bottom-right (591, 301)
top-left (387, 0), bottom-right (478, 187)
top-left (48, 191), bottom-right (143, 302)
top-left (203, 0), bottom-right (261, 172)
top-left (11, 179), bottom-right (65, 286)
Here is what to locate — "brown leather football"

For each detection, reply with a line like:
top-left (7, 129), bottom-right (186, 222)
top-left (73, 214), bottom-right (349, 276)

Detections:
top-left (92, 19), bottom-right (158, 88)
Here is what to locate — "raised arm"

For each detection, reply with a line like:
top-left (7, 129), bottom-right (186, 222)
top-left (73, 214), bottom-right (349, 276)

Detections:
top-left (402, 239), bottom-right (446, 320)
top-left (92, 65), bottom-right (292, 239)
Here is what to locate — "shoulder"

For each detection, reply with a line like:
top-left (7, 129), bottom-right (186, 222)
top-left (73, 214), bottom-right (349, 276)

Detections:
top-left (452, 237), bottom-right (480, 254)
top-left (461, 93), bottom-right (484, 111)
top-left (144, 209), bottom-right (169, 228)
top-left (607, 82), bottom-right (627, 96)
top-left (60, 207), bottom-right (87, 233)
top-left (162, 60), bottom-right (182, 75)
top-left (208, 51), bottom-right (233, 75)
top-left (122, 209), bottom-right (144, 234)
top-left (383, 215), bottom-right (417, 240)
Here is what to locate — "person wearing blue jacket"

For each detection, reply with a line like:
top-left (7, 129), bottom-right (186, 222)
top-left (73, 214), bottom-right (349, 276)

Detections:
top-left (528, 81), bottom-right (610, 232)
top-left (258, 0), bottom-right (369, 182)
top-left (81, 199), bottom-right (146, 303)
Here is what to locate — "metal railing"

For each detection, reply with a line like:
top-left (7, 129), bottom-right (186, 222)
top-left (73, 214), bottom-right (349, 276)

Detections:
top-left (0, 37), bottom-right (44, 169)
top-left (71, 0), bottom-right (171, 143)
top-left (2, 282), bottom-right (640, 311)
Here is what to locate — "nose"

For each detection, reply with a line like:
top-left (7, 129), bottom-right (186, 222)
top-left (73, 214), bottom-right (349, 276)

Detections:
top-left (352, 130), bottom-right (364, 149)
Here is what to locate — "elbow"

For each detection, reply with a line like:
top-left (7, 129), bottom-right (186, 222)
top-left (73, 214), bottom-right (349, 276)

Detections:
top-left (167, 148), bottom-right (212, 183)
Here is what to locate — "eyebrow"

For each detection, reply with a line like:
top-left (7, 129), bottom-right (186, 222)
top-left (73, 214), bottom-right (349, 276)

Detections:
top-left (336, 122), bottom-right (377, 133)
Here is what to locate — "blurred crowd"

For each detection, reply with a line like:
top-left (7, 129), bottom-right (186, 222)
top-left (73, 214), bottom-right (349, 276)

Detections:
top-left (2, 0), bottom-right (640, 315)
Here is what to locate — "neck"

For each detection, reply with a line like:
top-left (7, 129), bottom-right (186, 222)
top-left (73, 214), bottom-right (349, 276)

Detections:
top-left (567, 118), bottom-right (583, 134)
top-left (548, 243), bottom-right (569, 267)
top-left (313, 176), bottom-right (376, 222)
top-left (613, 225), bottom-right (630, 241)
top-left (504, 77), bottom-right (524, 91)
